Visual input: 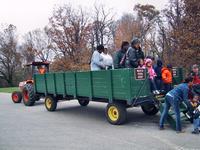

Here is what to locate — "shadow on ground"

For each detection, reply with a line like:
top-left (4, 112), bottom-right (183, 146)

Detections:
top-left (53, 103), bottom-right (160, 126)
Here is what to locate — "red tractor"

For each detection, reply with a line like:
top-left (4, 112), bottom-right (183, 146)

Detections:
top-left (11, 62), bottom-right (49, 106)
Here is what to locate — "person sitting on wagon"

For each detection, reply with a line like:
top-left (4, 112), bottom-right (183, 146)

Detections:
top-left (145, 58), bottom-right (159, 94)
top-left (90, 45), bottom-right (105, 71)
top-left (154, 59), bottom-right (163, 91)
top-left (162, 64), bottom-right (173, 93)
top-left (101, 48), bottom-right (114, 70)
top-left (125, 38), bottom-right (144, 68)
top-left (159, 76), bottom-right (193, 133)
top-left (113, 41), bottom-right (129, 69)
top-left (137, 58), bottom-right (145, 69)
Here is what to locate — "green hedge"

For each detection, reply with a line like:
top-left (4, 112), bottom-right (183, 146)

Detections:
top-left (0, 87), bottom-right (19, 93)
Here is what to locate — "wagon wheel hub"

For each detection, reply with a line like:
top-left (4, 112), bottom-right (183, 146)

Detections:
top-left (46, 98), bottom-right (52, 109)
top-left (108, 106), bottom-right (119, 121)
top-left (12, 94), bottom-right (18, 102)
top-left (23, 90), bottom-right (29, 102)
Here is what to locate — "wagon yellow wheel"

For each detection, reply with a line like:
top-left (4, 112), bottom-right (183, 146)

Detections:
top-left (108, 106), bottom-right (119, 122)
top-left (106, 103), bottom-right (127, 125)
top-left (45, 96), bottom-right (57, 111)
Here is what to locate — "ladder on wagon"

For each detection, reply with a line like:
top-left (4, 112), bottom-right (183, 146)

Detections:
top-left (156, 94), bottom-right (191, 130)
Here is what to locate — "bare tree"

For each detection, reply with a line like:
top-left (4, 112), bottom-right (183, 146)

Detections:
top-left (46, 5), bottom-right (90, 57)
top-left (90, 4), bottom-right (115, 50)
top-left (0, 24), bottom-right (22, 86)
top-left (45, 4), bottom-right (91, 70)
top-left (21, 29), bottom-right (53, 63)
top-left (114, 13), bottom-right (140, 49)
top-left (134, 4), bottom-right (160, 42)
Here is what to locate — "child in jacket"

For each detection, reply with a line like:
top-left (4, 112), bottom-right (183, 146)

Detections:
top-left (162, 64), bottom-right (173, 93)
top-left (145, 58), bottom-right (159, 94)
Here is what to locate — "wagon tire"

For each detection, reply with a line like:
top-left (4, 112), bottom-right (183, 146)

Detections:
top-left (11, 91), bottom-right (22, 103)
top-left (45, 96), bottom-right (57, 111)
top-left (78, 99), bottom-right (89, 106)
top-left (22, 84), bottom-right (35, 106)
top-left (34, 94), bottom-right (40, 101)
top-left (106, 102), bottom-right (127, 125)
top-left (141, 103), bottom-right (159, 116)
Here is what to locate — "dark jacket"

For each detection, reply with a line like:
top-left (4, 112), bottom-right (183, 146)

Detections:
top-left (136, 48), bottom-right (145, 60)
top-left (192, 84), bottom-right (200, 96)
top-left (125, 47), bottom-right (144, 68)
top-left (113, 49), bottom-right (126, 69)
top-left (154, 60), bottom-right (163, 80)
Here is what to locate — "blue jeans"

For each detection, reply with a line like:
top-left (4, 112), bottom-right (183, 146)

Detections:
top-left (164, 83), bottom-right (172, 93)
top-left (193, 118), bottom-right (200, 130)
top-left (155, 78), bottom-right (163, 91)
top-left (159, 95), bottom-right (181, 131)
top-left (149, 79), bottom-right (158, 92)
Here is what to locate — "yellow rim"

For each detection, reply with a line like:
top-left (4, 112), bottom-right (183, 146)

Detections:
top-left (108, 106), bottom-right (119, 121)
top-left (46, 98), bottom-right (52, 109)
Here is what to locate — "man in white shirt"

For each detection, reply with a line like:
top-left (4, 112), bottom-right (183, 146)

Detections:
top-left (101, 48), bottom-right (114, 70)
top-left (90, 45), bottom-right (105, 71)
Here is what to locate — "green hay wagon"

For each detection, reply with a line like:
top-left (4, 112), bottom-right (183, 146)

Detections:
top-left (28, 68), bottom-right (159, 125)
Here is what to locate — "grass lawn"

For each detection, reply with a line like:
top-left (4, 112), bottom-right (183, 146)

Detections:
top-left (0, 87), bottom-right (19, 93)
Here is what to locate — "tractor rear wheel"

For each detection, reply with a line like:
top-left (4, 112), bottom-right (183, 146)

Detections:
top-left (11, 91), bottom-right (22, 103)
top-left (78, 99), bottom-right (89, 106)
top-left (141, 103), bottom-right (159, 116)
top-left (106, 102), bottom-right (127, 125)
top-left (22, 84), bottom-right (35, 106)
top-left (45, 96), bottom-right (57, 111)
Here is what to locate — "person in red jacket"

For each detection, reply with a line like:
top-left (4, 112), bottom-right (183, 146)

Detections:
top-left (162, 64), bottom-right (173, 93)
top-left (191, 64), bottom-right (200, 84)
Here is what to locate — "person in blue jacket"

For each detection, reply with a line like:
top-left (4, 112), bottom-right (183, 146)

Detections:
top-left (159, 76), bottom-right (193, 133)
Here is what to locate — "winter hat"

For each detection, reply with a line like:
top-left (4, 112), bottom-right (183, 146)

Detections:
top-left (167, 64), bottom-right (172, 69)
top-left (157, 59), bottom-right (163, 67)
top-left (145, 58), bottom-right (152, 65)
top-left (192, 64), bottom-right (199, 69)
top-left (131, 37), bottom-right (140, 46)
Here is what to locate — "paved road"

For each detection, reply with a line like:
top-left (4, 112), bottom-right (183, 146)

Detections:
top-left (0, 93), bottom-right (199, 150)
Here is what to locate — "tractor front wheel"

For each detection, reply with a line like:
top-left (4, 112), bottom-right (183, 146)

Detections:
top-left (45, 96), bottom-right (57, 111)
top-left (11, 91), bottom-right (22, 103)
top-left (106, 102), bottom-right (127, 125)
top-left (22, 84), bottom-right (35, 106)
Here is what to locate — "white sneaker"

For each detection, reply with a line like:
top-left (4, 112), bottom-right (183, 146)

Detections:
top-left (153, 90), bottom-right (160, 95)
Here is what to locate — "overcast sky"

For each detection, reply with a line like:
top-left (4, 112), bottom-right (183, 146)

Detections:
top-left (0, 0), bottom-right (169, 35)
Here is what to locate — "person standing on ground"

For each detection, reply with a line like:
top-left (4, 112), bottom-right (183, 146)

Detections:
top-left (162, 64), bottom-right (173, 93)
top-left (113, 41), bottom-right (129, 69)
top-left (125, 38), bottom-right (144, 68)
top-left (159, 76), bottom-right (193, 133)
top-left (191, 64), bottom-right (200, 84)
top-left (90, 45), bottom-right (105, 71)
top-left (190, 95), bottom-right (200, 134)
top-left (101, 48), bottom-right (114, 70)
